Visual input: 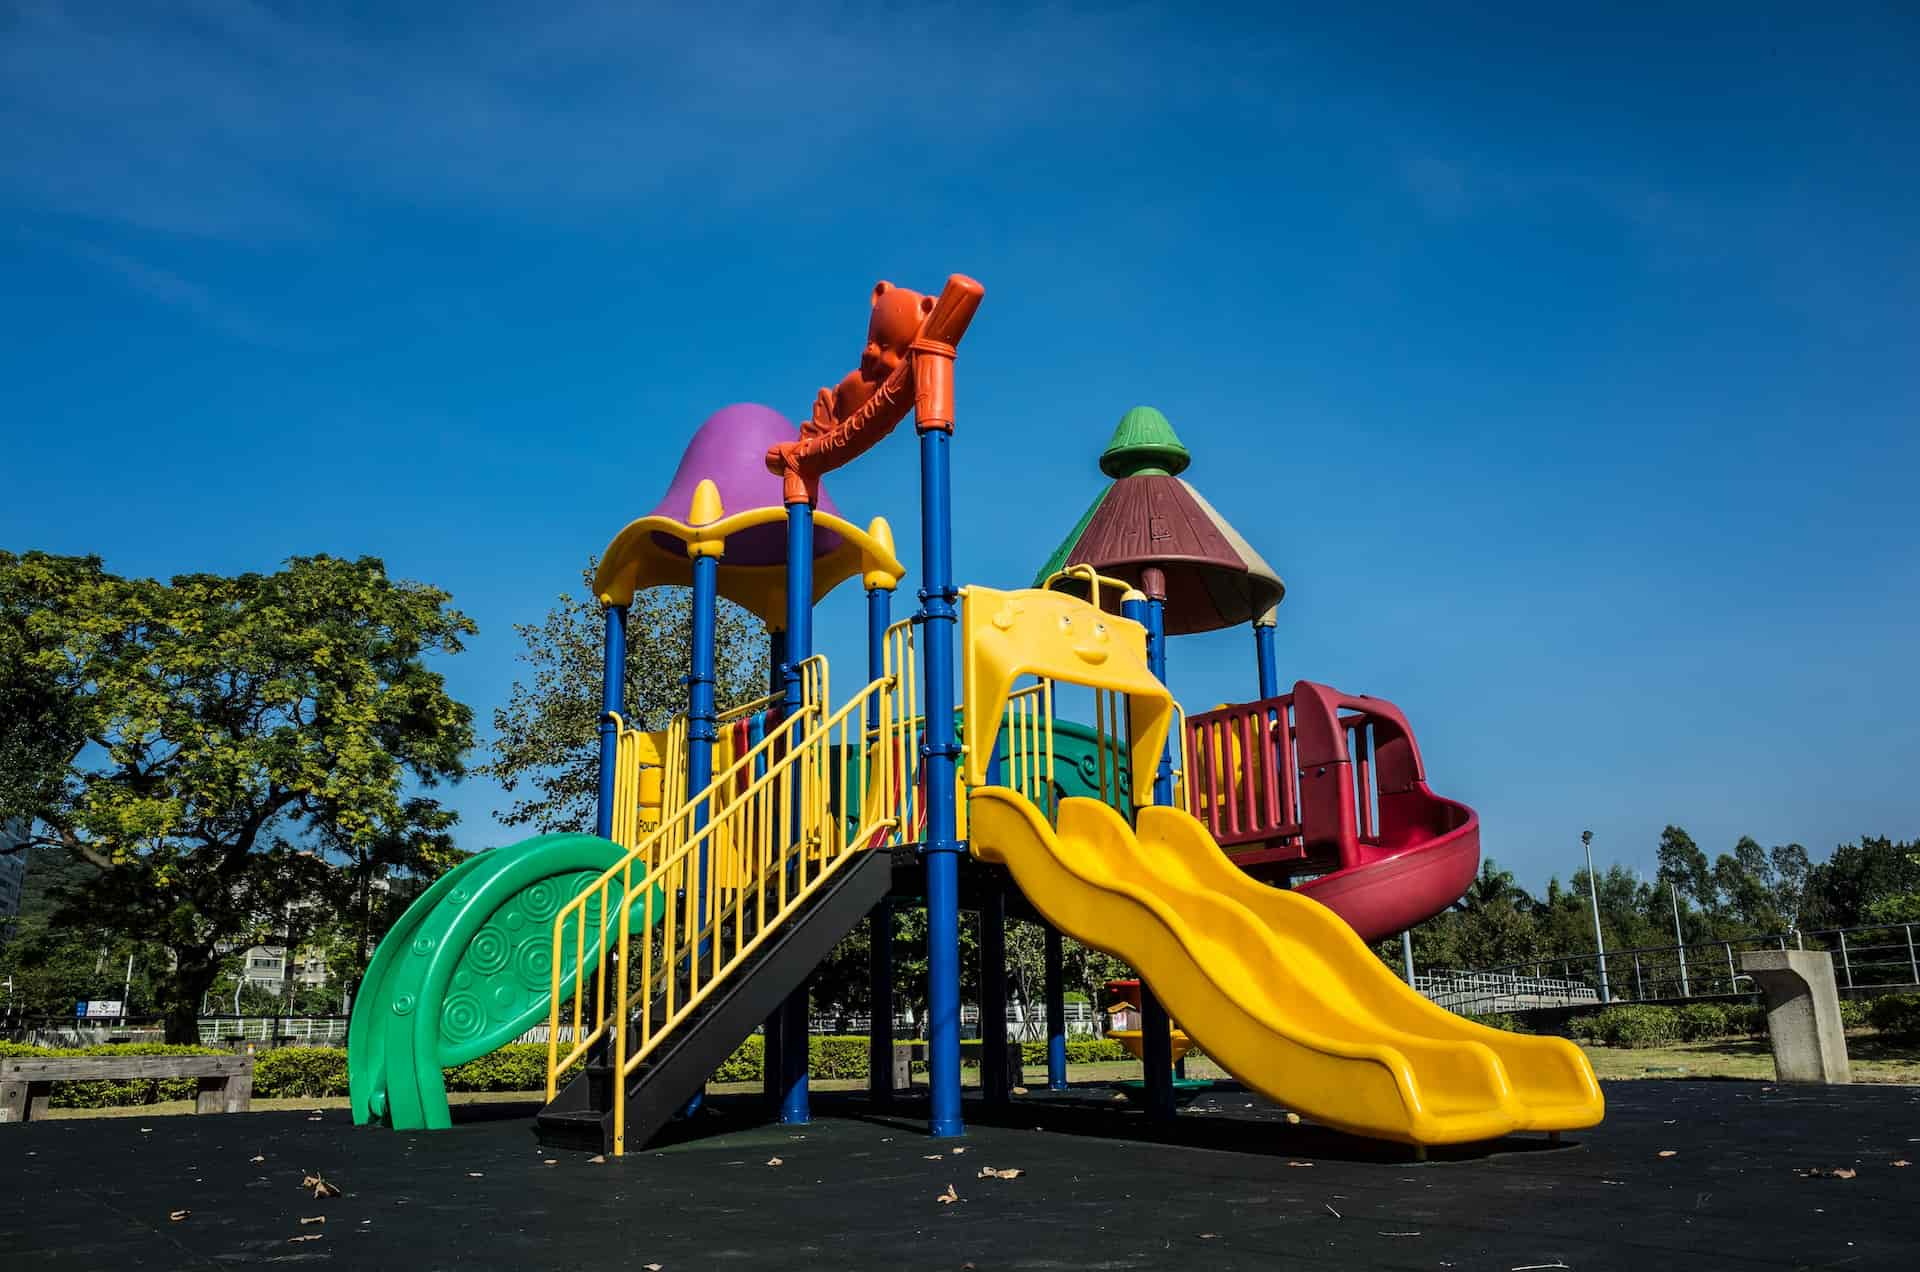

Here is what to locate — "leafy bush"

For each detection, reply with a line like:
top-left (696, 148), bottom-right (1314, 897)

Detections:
top-left (252, 1046), bottom-right (348, 1098)
top-left (1675, 1003), bottom-right (1731, 1042)
top-left (1561, 1012), bottom-right (1606, 1043)
top-left (1588, 1005), bottom-right (1681, 1049)
top-left (1464, 1013), bottom-right (1533, 1035)
top-left (1868, 993), bottom-right (1920, 1038)
top-left (1837, 998), bottom-right (1870, 1031)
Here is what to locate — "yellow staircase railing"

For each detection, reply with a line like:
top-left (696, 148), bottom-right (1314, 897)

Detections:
top-left (547, 633), bottom-right (918, 1155)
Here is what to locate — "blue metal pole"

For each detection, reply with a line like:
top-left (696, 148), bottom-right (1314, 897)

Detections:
top-left (865, 582), bottom-right (895, 1104)
top-left (595, 602), bottom-right (627, 839)
top-left (687, 551), bottom-right (719, 898)
top-left (1146, 596), bottom-right (1173, 809)
top-left (1044, 925), bottom-right (1068, 1089)
top-left (761, 626), bottom-right (784, 1108)
top-left (1253, 614), bottom-right (1279, 700)
top-left (778, 500), bottom-right (815, 1125)
top-left (1122, 592), bottom-right (1175, 1119)
top-left (918, 428), bottom-right (965, 1139)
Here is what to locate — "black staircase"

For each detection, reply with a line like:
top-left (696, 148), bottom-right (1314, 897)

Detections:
top-left (535, 850), bottom-right (893, 1154)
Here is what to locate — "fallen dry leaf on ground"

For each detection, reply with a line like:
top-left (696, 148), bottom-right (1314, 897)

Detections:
top-left (1011, 1086), bottom-right (1028, 1095)
top-left (923, 1154), bottom-right (943, 1161)
top-left (1892, 1160), bottom-right (1911, 1168)
top-left (543, 1159), bottom-right (558, 1166)
top-left (937, 1183), bottom-right (960, 1204)
top-left (301, 1174), bottom-right (341, 1199)
top-left (169, 1210), bottom-right (190, 1222)
top-left (288, 1233), bottom-right (322, 1244)
top-left (1285, 1112), bottom-right (1301, 1125)
top-left (644, 1264), bottom-right (662, 1270)
top-left (468, 1172), bottom-right (484, 1178)
top-left (1656, 1150), bottom-right (1678, 1158)
top-left (1797, 1166), bottom-right (1857, 1179)
top-left (765, 1157), bottom-right (783, 1167)
top-left (299, 1216), bottom-right (325, 1226)
top-left (951, 1147), bottom-right (966, 1155)
top-left (1286, 1161), bottom-right (1314, 1168)
top-left (589, 1155), bottom-right (607, 1164)
top-left (1198, 1232), bottom-right (1218, 1239)
top-left (306, 1116), bottom-right (321, 1122)
top-left (977, 1167), bottom-right (1023, 1180)
top-left (249, 1155), bottom-right (265, 1163)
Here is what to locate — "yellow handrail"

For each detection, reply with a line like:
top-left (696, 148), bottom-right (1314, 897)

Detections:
top-left (547, 627), bottom-right (918, 1154)
top-left (1039, 563), bottom-right (1136, 615)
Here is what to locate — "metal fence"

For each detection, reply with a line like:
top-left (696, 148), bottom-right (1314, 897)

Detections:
top-left (197, 1016), bottom-right (350, 1046)
top-left (1461, 921), bottom-right (1920, 1009)
top-left (1414, 970), bottom-right (1601, 1014)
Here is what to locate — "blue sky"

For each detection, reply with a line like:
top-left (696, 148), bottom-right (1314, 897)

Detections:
top-left (3, 2), bottom-right (1915, 892)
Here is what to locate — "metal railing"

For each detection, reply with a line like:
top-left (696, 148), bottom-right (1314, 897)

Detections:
top-left (1414, 971), bottom-right (1601, 1015)
top-left (546, 631), bottom-right (919, 1155)
top-left (197, 1016), bottom-right (351, 1045)
top-left (1464, 920), bottom-right (1920, 1008)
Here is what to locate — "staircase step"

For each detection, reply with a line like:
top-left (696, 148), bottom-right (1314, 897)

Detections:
top-left (532, 1107), bottom-right (610, 1154)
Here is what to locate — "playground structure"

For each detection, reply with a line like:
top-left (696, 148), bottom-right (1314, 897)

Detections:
top-left (348, 273), bottom-right (1604, 1155)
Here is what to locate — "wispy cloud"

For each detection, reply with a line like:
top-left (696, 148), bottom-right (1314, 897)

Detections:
top-left (0, 1), bottom-right (1210, 241)
top-left (10, 225), bottom-right (308, 348)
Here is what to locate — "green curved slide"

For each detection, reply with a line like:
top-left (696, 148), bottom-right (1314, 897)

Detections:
top-left (348, 833), bottom-right (662, 1131)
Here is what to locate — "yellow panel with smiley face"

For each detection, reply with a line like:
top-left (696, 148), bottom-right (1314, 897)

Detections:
top-left (960, 584), bottom-right (1173, 793)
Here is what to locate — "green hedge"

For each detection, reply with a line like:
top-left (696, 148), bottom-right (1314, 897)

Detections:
top-left (1868, 993), bottom-right (1920, 1037)
top-left (1464, 1013), bottom-right (1533, 1035)
top-left (0, 1033), bottom-right (1141, 1109)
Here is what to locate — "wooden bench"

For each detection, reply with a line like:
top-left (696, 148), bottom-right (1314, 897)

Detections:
top-left (0, 1054), bottom-right (254, 1124)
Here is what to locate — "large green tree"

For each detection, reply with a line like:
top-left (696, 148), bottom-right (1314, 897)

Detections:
top-left (2, 552), bottom-right (474, 1041)
top-left (482, 566), bottom-right (769, 832)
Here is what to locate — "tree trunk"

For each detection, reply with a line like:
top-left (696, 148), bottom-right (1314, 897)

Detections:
top-left (163, 958), bottom-right (221, 1045)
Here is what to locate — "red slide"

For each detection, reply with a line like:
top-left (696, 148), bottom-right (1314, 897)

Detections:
top-left (1182, 681), bottom-right (1479, 942)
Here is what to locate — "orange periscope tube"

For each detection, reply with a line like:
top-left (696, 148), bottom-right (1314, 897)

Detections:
top-left (766, 274), bottom-right (984, 504)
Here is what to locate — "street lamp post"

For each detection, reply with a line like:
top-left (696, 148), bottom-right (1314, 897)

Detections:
top-left (1582, 830), bottom-right (1612, 1004)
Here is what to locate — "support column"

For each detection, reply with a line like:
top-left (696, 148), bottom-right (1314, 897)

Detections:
top-left (918, 422), bottom-right (965, 1139)
top-left (761, 626), bottom-right (785, 1108)
top-left (862, 533), bottom-right (899, 1104)
top-left (1044, 924), bottom-right (1068, 1089)
top-left (868, 897), bottom-right (894, 1104)
top-left (979, 886), bottom-right (1009, 1105)
top-left (1253, 608), bottom-right (1279, 700)
top-left (686, 481), bottom-right (725, 918)
top-left (595, 601), bottom-right (628, 840)
top-left (778, 499), bottom-right (815, 1126)
top-left (1122, 588), bottom-right (1175, 1120)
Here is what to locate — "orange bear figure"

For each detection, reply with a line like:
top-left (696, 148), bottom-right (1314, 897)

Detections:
top-left (807, 280), bottom-right (937, 436)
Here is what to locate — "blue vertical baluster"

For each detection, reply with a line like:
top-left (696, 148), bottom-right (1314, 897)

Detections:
top-left (1123, 589), bottom-right (1176, 1119)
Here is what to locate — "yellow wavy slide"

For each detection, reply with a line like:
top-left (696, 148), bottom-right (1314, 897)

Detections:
top-left (970, 787), bottom-right (1604, 1145)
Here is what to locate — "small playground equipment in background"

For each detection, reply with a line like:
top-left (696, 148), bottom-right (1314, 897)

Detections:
top-left (1105, 979), bottom-right (1194, 1066)
top-left (347, 272), bottom-right (1603, 1156)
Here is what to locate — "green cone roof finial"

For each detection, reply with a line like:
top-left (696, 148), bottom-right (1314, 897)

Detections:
top-left (1099, 405), bottom-right (1191, 478)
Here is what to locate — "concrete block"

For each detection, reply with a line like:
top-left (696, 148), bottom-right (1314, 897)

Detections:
top-left (1739, 950), bottom-right (1851, 1084)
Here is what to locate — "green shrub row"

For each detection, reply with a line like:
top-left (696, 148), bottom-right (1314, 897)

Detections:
top-left (1868, 993), bottom-right (1920, 1037)
top-left (1, 1033), bottom-right (1142, 1108)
